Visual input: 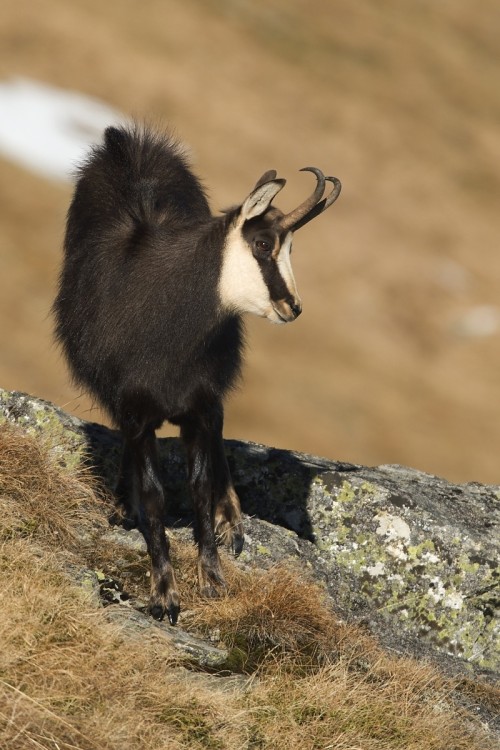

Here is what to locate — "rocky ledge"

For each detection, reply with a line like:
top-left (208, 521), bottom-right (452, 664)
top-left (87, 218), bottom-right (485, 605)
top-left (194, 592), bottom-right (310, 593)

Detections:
top-left (0, 388), bottom-right (498, 684)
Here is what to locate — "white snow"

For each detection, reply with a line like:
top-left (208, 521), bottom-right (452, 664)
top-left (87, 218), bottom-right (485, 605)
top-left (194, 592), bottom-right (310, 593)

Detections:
top-left (0, 77), bottom-right (124, 181)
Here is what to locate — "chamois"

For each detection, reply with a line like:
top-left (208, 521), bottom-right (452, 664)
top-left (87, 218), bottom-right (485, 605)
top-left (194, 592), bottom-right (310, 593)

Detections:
top-left (54, 124), bottom-right (341, 624)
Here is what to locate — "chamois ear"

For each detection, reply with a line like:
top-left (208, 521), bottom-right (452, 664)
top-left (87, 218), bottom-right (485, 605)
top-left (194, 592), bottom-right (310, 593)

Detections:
top-left (240, 178), bottom-right (286, 222)
top-left (253, 170), bottom-right (277, 189)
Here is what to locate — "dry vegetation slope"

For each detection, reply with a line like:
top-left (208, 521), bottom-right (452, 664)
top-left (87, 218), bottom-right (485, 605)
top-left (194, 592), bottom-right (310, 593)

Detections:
top-left (1, 423), bottom-right (498, 750)
top-left (1, 0), bottom-right (500, 482)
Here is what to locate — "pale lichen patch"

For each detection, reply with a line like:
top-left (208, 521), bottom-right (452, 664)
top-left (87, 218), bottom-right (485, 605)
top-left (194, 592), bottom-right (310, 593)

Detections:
top-left (375, 513), bottom-right (411, 542)
top-left (366, 562), bottom-right (386, 577)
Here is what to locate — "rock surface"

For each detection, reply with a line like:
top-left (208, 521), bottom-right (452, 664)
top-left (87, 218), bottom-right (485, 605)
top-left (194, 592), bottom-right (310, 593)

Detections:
top-left (1, 388), bottom-right (498, 684)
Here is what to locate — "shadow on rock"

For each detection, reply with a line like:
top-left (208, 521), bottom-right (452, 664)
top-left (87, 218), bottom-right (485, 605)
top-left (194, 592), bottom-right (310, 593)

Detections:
top-left (81, 420), bottom-right (359, 542)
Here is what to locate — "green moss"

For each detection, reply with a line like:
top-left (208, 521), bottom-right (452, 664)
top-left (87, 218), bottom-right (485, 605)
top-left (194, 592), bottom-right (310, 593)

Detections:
top-left (337, 480), bottom-right (357, 504)
top-left (159, 700), bottom-right (223, 749)
top-left (256, 544), bottom-right (270, 556)
top-left (456, 554), bottom-right (480, 575)
top-left (406, 540), bottom-right (436, 561)
top-left (222, 644), bottom-right (248, 673)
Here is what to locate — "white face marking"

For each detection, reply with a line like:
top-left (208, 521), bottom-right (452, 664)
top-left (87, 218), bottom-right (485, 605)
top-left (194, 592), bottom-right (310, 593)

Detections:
top-left (218, 224), bottom-right (274, 319)
top-left (218, 225), bottom-right (300, 323)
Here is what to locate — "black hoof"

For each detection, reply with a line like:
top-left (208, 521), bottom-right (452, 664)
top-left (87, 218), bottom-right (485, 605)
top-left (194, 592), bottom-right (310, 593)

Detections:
top-left (167, 603), bottom-right (180, 626)
top-left (108, 507), bottom-right (138, 530)
top-left (108, 509), bottom-right (121, 526)
top-left (149, 601), bottom-right (180, 626)
top-left (150, 604), bottom-right (165, 621)
top-left (121, 515), bottom-right (139, 531)
top-left (232, 531), bottom-right (244, 557)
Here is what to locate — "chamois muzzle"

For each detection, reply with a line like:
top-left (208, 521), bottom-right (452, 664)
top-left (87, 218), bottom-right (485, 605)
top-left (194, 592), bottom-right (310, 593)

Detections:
top-left (271, 298), bottom-right (302, 323)
top-left (280, 168), bottom-right (342, 233)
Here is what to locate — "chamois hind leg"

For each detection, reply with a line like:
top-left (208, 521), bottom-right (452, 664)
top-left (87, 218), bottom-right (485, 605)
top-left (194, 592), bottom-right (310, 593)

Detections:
top-left (211, 440), bottom-right (244, 556)
top-left (121, 416), bottom-right (179, 624)
top-left (180, 401), bottom-right (240, 597)
top-left (110, 441), bottom-right (140, 529)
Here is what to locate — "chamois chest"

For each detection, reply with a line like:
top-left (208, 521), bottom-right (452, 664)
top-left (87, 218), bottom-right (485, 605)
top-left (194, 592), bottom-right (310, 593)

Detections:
top-left (136, 312), bottom-right (244, 424)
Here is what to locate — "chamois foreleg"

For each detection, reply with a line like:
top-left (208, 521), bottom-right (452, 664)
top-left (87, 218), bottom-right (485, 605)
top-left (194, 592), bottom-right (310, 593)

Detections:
top-left (120, 418), bottom-right (180, 624)
top-left (181, 401), bottom-right (243, 596)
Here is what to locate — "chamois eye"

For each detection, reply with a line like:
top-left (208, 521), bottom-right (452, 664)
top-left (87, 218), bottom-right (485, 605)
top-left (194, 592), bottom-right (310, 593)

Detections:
top-left (255, 239), bottom-right (272, 253)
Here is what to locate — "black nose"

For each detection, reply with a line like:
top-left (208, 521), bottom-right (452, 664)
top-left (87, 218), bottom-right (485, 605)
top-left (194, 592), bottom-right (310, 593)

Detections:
top-left (290, 301), bottom-right (302, 319)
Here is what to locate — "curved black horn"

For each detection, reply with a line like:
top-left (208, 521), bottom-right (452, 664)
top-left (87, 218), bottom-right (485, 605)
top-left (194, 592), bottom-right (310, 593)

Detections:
top-left (290, 176), bottom-right (342, 232)
top-left (280, 167), bottom-right (326, 232)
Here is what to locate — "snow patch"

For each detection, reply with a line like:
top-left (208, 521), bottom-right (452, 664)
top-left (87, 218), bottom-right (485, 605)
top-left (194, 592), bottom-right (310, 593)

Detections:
top-left (0, 77), bottom-right (124, 181)
top-left (452, 305), bottom-right (500, 338)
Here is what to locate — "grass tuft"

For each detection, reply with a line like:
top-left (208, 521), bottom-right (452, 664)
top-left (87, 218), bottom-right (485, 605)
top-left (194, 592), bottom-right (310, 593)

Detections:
top-left (0, 424), bottom-right (106, 548)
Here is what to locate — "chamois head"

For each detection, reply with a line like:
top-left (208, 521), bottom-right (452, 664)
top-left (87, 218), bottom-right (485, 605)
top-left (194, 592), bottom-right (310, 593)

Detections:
top-left (219, 167), bottom-right (341, 324)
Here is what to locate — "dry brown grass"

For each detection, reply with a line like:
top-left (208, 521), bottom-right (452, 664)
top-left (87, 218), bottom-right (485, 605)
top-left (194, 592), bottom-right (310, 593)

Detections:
top-left (0, 424), bottom-right (496, 749)
top-left (183, 564), bottom-right (348, 670)
top-left (0, 424), bottom-right (104, 549)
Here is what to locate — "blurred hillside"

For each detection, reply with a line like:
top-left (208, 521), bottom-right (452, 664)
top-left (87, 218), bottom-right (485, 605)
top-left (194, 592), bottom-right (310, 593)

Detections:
top-left (1, 0), bottom-right (500, 482)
